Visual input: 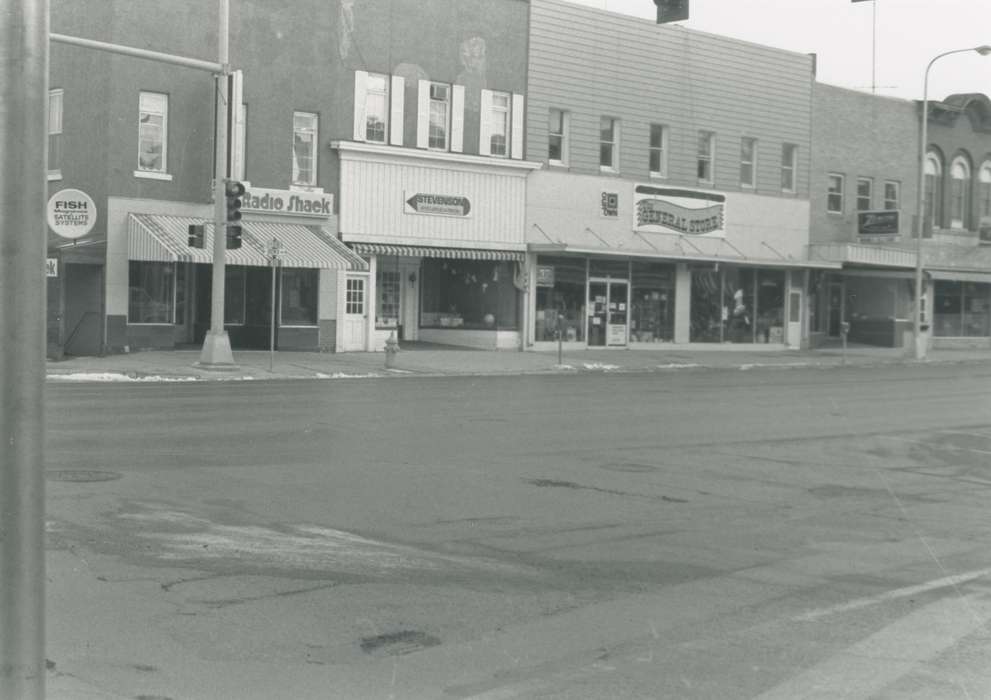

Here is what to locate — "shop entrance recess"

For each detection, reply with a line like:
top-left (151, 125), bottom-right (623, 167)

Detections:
top-left (587, 279), bottom-right (629, 347)
top-left (827, 281), bottom-right (844, 338)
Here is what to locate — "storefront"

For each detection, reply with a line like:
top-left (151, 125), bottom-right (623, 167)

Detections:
top-left (930, 271), bottom-right (991, 346)
top-left (527, 173), bottom-right (833, 350)
top-left (335, 141), bottom-right (540, 350)
top-left (105, 190), bottom-right (367, 353)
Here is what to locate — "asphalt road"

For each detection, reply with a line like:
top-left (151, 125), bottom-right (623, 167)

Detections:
top-left (44, 363), bottom-right (991, 699)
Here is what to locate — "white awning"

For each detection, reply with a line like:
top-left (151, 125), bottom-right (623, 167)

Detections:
top-left (350, 242), bottom-right (524, 262)
top-left (929, 269), bottom-right (991, 284)
top-left (128, 214), bottom-right (367, 270)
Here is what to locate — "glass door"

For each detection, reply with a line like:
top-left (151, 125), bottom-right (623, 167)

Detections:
top-left (607, 281), bottom-right (629, 346)
top-left (587, 281), bottom-right (608, 346)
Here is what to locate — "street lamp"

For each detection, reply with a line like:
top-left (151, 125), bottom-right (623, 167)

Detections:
top-left (914, 44), bottom-right (991, 360)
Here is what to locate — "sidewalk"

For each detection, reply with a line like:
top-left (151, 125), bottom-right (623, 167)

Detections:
top-left (45, 343), bottom-right (991, 383)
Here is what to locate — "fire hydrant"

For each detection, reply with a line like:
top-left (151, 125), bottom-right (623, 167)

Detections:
top-left (384, 331), bottom-right (400, 369)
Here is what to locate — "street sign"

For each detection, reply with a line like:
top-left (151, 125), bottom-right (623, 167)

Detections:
top-left (46, 188), bottom-right (97, 239)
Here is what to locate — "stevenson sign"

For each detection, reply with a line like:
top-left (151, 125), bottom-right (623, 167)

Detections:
top-left (404, 192), bottom-right (471, 217)
top-left (633, 185), bottom-right (725, 237)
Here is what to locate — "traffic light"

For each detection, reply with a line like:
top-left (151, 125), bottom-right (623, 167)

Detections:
top-left (655, 0), bottom-right (688, 24)
top-left (187, 223), bottom-right (205, 249)
top-left (224, 179), bottom-right (245, 249)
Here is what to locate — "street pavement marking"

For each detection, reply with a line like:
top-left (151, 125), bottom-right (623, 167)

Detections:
top-left (760, 594), bottom-right (991, 699)
top-left (879, 435), bottom-right (991, 456)
top-left (793, 567), bottom-right (991, 622)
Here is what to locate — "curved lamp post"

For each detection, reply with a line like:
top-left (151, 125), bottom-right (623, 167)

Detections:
top-left (914, 45), bottom-right (991, 360)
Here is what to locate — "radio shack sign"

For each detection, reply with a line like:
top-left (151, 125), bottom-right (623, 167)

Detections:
top-left (404, 192), bottom-right (471, 217)
top-left (633, 185), bottom-right (725, 237)
top-left (240, 185), bottom-right (333, 218)
top-left (47, 188), bottom-right (97, 239)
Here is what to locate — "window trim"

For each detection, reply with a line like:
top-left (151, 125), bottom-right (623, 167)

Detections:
top-left (599, 116), bottom-right (619, 172)
top-left (697, 130), bottom-right (715, 184)
top-left (740, 136), bottom-right (757, 189)
top-left (856, 177), bottom-right (873, 212)
top-left (883, 180), bottom-right (900, 211)
top-left (364, 72), bottom-right (390, 144)
top-left (346, 276), bottom-right (366, 315)
top-left (925, 151), bottom-right (944, 230)
top-left (949, 155), bottom-right (971, 229)
top-left (648, 123), bottom-right (668, 178)
top-left (428, 81), bottom-right (451, 151)
top-left (137, 90), bottom-right (168, 175)
top-left (979, 162), bottom-right (991, 219)
top-left (548, 108), bottom-right (569, 167)
top-left (827, 173), bottom-right (845, 214)
top-left (291, 110), bottom-right (319, 187)
top-left (781, 143), bottom-right (797, 193)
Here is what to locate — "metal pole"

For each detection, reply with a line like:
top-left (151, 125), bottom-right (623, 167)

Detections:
top-left (914, 46), bottom-right (991, 361)
top-left (49, 32), bottom-right (222, 72)
top-left (1, 1), bottom-right (48, 697)
top-left (199, 0), bottom-right (235, 367)
top-left (270, 247), bottom-right (277, 373)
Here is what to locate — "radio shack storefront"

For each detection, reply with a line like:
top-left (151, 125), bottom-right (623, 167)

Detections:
top-left (105, 191), bottom-right (367, 353)
top-left (526, 175), bottom-right (835, 350)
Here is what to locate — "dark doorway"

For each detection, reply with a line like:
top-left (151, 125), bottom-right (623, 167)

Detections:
top-left (63, 263), bottom-right (103, 356)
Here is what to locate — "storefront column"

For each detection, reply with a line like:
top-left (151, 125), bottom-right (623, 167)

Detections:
top-left (366, 255), bottom-right (377, 351)
top-left (674, 263), bottom-right (691, 344)
top-left (525, 252), bottom-right (537, 348)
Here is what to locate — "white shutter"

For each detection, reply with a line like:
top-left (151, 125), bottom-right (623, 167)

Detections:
top-left (451, 84), bottom-right (465, 153)
top-left (353, 71), bottom-right (368, 142)
top-left (390, 75), bottom-right (405, 146)
top-left (511, 93), bottom-right (525, 159)
top-left (416, 79), bottom-right (430, 149)
top-left (478, 89), bottom-right (493, 157)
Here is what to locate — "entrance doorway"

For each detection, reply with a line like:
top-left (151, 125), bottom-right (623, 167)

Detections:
top-left (827, 281), bottom-right (844, 337)
top-left (63, 263), bottom-right (103, 356)
top-left (341, 275), bottom-right (368, 351)
top-left (587, 279), bottom-right (629, 347)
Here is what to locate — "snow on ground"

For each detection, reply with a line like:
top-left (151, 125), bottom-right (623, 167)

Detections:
top-left (47, 372), bottom-right (199, 382)
top-left (582, 362), bottom-right (620, 371)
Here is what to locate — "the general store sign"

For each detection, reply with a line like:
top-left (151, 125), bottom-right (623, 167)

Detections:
top-left (404, 192), bottom-right (471, 217)
top-left (240, 185), bottom-right (333, 218)
top-left (633, 185), bottom-right (725, 237)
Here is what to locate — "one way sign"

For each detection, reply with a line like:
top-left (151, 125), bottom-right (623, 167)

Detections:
top-left (404, 192), bottom-right (471, 217)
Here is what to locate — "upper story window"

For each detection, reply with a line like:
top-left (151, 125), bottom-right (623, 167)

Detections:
top-left (365, 73), bottom-right (389, 143)
top-left (428, 82), bottom-right (450, 150)
top-left (740, 137), bottom-right (756, 188)
top-left (827, 173), bottom-right (844, 214)
top-left (884, 181), bottom-right (900, 211)
top-left (489, 92), bottom-right (510, 157)
top-left (781, 144), bottom-right (797, 192)
top-left (137, 91), bottom-right (168, 174)
top-left (292, 111), bottom-right (318, 187)
top-left (649, 124), bottom-right (668, 177)
top-left (600, 117), bottom-right (619, 171)
top-left (354, 71), bottom-right (405, 146)
top-left (549, 108), bottom-right (569, 165)
top-left (856, 177), bottom-right (873, 211)
top-left (697, 131), bottom-right (715, 183)
top-left (979, 162), bottom-right (991, 219)
top-left (924, 152), bottom-right (944, 231)
top-left (950, 156), bottom-right (971, 229)
top-left (48, 89), bottom-right (63, 179)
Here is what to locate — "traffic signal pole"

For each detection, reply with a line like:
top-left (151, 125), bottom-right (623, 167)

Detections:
top-left (1, 1), bottom-right (48, 697)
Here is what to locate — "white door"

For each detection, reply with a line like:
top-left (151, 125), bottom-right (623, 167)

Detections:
top-left (787, 290), bottom-right (802, 348)
top-left (342, 276), bottom-right (368, 351)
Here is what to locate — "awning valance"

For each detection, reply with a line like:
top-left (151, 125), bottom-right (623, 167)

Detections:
top-left (928, 269), bottom-right (991, 284)
top-left (128, 214), bottom-right (367, 270)
top-left (350, 242), bottom-right (524, 262)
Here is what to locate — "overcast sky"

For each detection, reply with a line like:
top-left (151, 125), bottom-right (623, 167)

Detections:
top-left (563, 0), bottom-right (991, 102)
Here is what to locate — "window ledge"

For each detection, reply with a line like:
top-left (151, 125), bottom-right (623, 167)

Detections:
top-left (47, 170), bottom-right (63, 182)
top-left (649, 172), bottom-right (667, 179)
top-left (134, 170), bottom-right (173, 182)
top-left (599, 166), bottom-right (620, 175)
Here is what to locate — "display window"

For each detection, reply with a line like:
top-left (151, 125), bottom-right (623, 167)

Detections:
top-left (128, 261), bottom-right (174, 324)
top-left (420, 259), bottom-right (518, 330)
top-left (630, 262), bottom-right (675, 342)
top-left (280, 268), bottom-right (318, 326)
top-left (535, 256), bottom-right (586, 342)
top-left (690, 266), bottom-right (785, 343)
top-left (934, 281), bottom-right (991, 337)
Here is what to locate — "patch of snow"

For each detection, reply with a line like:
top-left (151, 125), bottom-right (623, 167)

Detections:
top-left (330, 372), bottom-right (380, 379)
top-left (47, 372), bottom-right (198, 382)
top-left (553, 364), bottom-right (576, 371)
top-left (655, 363), bottom-right (702, 369)
top-left (582, 362), bottom-right (620, 371)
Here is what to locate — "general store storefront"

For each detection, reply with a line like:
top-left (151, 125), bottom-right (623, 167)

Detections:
top-left (105, 188), bottom-right (366, 353)
top-left (526, 173), bottom-right (838, 350)
top-left (334, 141), bottom-right (540, 351)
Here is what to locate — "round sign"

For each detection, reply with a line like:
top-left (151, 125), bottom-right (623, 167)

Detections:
top-left (47, 188), bottom-right (97, 239)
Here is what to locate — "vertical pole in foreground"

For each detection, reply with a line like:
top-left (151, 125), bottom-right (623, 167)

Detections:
top-left (0, 1), bottom-right (48, 698)
top-left (199, 0), bottom-right (235, 367)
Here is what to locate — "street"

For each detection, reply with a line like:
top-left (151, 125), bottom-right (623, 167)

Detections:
top-left (44, 364), bottom-right (991, 699)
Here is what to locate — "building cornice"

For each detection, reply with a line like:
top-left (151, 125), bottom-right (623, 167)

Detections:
top-left (331, 141), bottom-right (543, 175)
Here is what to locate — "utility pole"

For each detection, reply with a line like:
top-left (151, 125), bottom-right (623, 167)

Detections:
top-left (1, 0), bottom-right (49, 697)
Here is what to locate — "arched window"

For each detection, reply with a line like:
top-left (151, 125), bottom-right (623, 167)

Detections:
top-left (950, 156), bottom-right (971, 229)
top-left (924, 152), bottom-right (943, 231)
top-left (979, 161), bottom-right (991, 220)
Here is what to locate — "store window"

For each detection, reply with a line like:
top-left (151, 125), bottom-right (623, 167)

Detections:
top-left (690, 266), bottom-right (783, 343)
top-left (740, 137), bottom-right (756, 188)
top-left (224, 266), bottom-right (246, 325)
top-left (781, 144), bottom-right (797, 192)
top-left (600, 117), bottom-right (619, 171)
top-left (950, 156), bottom-right (971, 229)
top-left (48, 89), bottom-right (63, 179)
top-left (548, 108), bottom-right (569, 165)
top-left (137, 91), bottom-right (167, 173)
top-left (535, 257), bottom-right (585, 342)
top-left (376, 267), bottom-right (401, 329)
top-left (420, 259), bottom-right (518, 330)
top-left (933, 280), bottom-right (991, 337)
top-left (128, 261), bottom-right (174, 324)
top-left (827, 174), bottom-right (844, 213)
top-left (292, 111), bottom-right (318, 186)
top-left (649, 124), bottom-right (668, 177)
top-left (630, 262), bottom-right (676, 342)
top-left (756, 269), bottom-right (786, 343)
top-left (856, 177), bottom-right (872, 211)
top-left (808, 269), bottom-right (826, 334)
top-left (281, 268), bottom-right (318, 326)
top-left (697, 131), bottom-right (714, 183)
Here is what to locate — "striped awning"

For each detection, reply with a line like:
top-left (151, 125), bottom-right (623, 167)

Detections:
top-left (349, 242), bottom-right (524, 262)
top-left (128, 214), bottom-right (367, 270)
